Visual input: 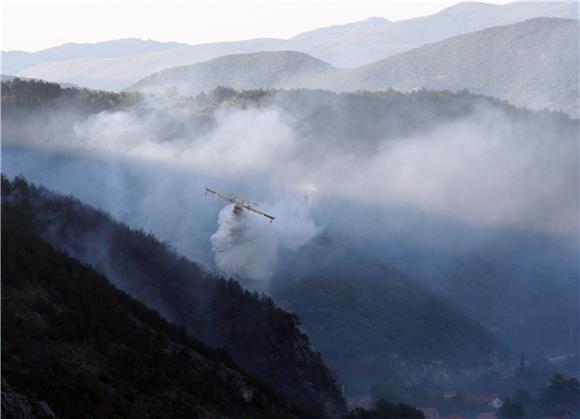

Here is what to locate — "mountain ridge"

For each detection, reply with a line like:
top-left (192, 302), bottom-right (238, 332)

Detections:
top-left (131, 17), bottom-right (579, 116)
top-left (8, 1), bottom-right (578, 89)
top-left (2, 38), bottom-right (186, 76)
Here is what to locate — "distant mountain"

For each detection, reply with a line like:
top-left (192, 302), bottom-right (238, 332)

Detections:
top-left (291, 17), bottom-right (391, 47)
top-left (305, 1), bottom-right (579, 67)
top-left (8, 1), bottom-right (577, 90)
top-left (338, 17), bottom-right (579, 116)
top-left (131, 18), bottom-right (579, 117)
top-left (2, 38), bottom-right (185, 76)
top-left (1, 175), bottom-right (347, 419)
top-left (132, 51), bottom-right (336, 95)
top-left (16, 38), bottom-right (294, 91)
top-left (1, 181), bottom-right (295, 419)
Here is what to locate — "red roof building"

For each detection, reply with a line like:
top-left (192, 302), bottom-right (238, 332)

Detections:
top-left (467, 394), bottom-right (497, 403)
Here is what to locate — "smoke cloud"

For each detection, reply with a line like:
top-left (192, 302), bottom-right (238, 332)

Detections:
top-left (2, 90), bottom-right (578, 283)
top-left (211, 188), bottom-right (319, 280)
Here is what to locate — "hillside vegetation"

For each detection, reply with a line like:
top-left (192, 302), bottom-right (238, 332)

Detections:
top-left (1, 180), bottom-right (295, 419)
top-left (1, 175), bottom-right (347, 419)
top-left (273, 271), bottom-right (499, 395)
top-left (2, 79), bottom-right (578, 401)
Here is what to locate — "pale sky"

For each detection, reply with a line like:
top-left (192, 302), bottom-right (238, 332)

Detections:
top-left (2, 0), bottom-right (513, 52)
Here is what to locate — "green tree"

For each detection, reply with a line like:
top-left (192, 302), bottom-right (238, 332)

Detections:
top-left (539, 373), bottom-right (580, 412)
top-left (498, 399), bottom-right (524, 419)
top-left (344, 399), bottom-right (425, 419)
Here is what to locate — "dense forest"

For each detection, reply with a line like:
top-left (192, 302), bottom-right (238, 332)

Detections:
top-left (344, 400), bottom-right (425, 419)
top-left (185, 86), bottom-right (577, 143)
top-left (1, 175), bottom-right (346, 419)
top-left (4, 78), bottom-right (576, 151)
top-left (1, 77), bottom-right (136, 111)
top-left (1, 188), bottom-right (296, 419)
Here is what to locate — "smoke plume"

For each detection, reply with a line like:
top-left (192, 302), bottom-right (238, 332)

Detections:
top-left (2, 89), bottom-right (578, 283)
top-left (210, 188), bottom-right (319, 280)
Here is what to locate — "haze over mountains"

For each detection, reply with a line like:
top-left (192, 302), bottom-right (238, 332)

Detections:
top-left (290, 0), bottom-right (579, 66)
top-left (4, 1), bottom-right (578, 95)
top-left (132, 18), bottom-right (580, 117)
top-left (335, 17), bottom-right (579, 116)
top-left (2, 1), bottom-right (579, 416)
top-left (2, 39), bottom-right (185, 76)
top-left (3, 76), bottom-right (578, 410)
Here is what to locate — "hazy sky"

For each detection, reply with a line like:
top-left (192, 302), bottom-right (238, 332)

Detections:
top-left (2, 0), bottom-right (512, 52)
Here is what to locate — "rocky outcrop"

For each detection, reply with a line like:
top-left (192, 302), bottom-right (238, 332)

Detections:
top-left (1, 389), bottom-right (56, 419)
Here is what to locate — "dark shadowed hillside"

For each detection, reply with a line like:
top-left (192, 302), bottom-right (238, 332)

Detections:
top-left (272, 270), bottom-right (499, 396)
top-left (1, 176), bottom-right (347, 419)
top-left (1, 187), bottom-right (295, 419)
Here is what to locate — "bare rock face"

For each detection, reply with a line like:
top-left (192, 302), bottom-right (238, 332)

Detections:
top-left (1, 391), bottom-right (35, 419)
top-left (33, 401), bottom-right (56, 419)
top-left (1, 390), bottom-right (56, 419)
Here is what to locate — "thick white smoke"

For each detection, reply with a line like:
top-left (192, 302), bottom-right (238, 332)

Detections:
top-left (64, 102), bottom-right (579, 237)
top-left (210, 189), bottom-right (319, 281)
top-left (211, 206), bottom-right (275, 280)
top-left (3, 93), bottom-right (578, 282)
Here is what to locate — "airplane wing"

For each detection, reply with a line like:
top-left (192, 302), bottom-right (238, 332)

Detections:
top-left (244, 205), bottom-right (275, 222)
top-left (206, 187), bottom-right (237, 205)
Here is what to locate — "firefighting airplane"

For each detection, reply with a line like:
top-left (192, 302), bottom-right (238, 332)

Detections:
top-left (205, 187), bottom-right (275, 223)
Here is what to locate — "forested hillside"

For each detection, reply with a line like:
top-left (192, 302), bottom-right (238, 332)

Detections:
top-left (1, 176), bottom-right (347, 419)
top-left (273, 271), bottom-right (499, 395)
top-left (1, 77), bottom-right (136, 111)
top-left (1, 187), bottom-right (295, 419)
top-left (3, 1), bottom-right (579, 416)
top-left (3, 79), bottom-right (577, 402)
